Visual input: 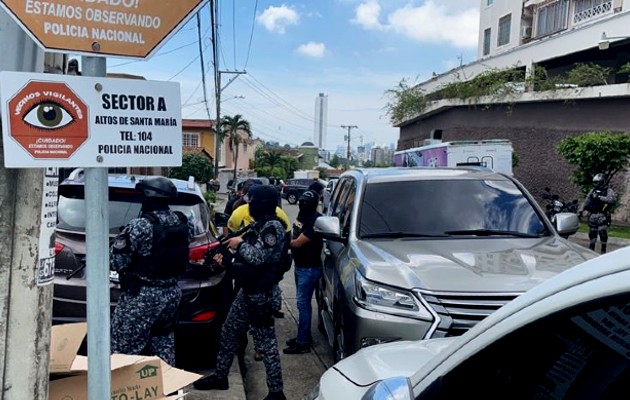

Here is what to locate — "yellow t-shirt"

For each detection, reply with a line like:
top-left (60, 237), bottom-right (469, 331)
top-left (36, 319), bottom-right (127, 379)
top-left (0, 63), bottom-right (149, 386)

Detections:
top-left (227, 204), bottom-right (292, 233)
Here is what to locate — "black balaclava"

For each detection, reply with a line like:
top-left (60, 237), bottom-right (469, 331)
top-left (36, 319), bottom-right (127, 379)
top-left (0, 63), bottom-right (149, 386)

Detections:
top-left (249, 185), bottom-right (278, 221)
top-left (298, 190), bottom-right (319, 219)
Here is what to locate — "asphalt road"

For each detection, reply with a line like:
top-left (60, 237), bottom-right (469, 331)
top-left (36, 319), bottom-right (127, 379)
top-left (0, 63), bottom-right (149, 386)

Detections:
top-left (183, 195), bottom-right (630, 400)
top-left (186, 199), bottom-right (333, 400)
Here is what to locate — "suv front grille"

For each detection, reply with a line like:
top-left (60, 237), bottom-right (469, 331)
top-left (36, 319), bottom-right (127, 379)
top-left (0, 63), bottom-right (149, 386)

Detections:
top-left (417, 291), bottom-right (521, 338)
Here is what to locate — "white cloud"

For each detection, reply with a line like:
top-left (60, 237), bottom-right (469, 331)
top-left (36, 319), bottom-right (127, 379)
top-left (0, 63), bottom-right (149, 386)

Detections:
top-left (353, 0), bottom-right (480, 48)
top-left (257, 5), bottom-right (300, 34)
top-left (351, 0), bottom-right (387, 31)
top-left (296, 42), bottom-right (326, 58)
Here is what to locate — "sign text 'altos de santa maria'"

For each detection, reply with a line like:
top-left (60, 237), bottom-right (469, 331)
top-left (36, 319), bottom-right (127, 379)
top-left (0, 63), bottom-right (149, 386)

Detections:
top-left (0, 71), bottom-right (182, 168)
top-left (0, 0), bottom-right (208, 58)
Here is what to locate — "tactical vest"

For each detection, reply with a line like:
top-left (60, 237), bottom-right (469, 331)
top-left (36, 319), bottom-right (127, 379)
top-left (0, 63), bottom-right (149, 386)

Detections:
top-left (233, 218), bottom-right (290, 293)
top-left (130, 211), bottom-right (189, 279)
top-left (584, 192), bottom-right (605, 213)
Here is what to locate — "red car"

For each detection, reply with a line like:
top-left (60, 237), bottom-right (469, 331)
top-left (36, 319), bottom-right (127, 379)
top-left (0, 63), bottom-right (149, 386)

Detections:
top-left (53, 169), bottom-right (231, 367)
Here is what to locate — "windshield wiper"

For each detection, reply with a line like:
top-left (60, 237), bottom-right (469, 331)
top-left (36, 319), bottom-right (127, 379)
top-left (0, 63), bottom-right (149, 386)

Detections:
top-left (444, 229), bottom-right (541, 238)
top-left (361, 232), bottom-right (449, 238)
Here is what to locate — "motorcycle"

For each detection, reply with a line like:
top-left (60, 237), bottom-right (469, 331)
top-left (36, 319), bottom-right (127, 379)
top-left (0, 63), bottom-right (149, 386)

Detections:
top-left (542, 187), bottom-right (579, 221)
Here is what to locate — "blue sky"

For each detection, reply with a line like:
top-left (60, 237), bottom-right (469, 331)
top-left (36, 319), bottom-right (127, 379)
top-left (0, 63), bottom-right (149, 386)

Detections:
top-left (105, 0), bottom-right (481, 153)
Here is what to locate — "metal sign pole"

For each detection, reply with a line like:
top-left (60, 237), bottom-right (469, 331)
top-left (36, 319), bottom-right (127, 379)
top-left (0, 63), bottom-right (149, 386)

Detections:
top-left (81, 56), bottom-right (111, 400)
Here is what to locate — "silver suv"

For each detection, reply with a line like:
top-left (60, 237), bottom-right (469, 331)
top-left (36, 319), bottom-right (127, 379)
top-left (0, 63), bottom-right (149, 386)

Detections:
top-left (315, 167), bottom-right (596, 361)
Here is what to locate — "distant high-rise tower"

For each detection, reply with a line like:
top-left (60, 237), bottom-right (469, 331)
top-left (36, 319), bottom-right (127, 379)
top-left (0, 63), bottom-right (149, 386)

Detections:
top-left (314, 93), bottom-right (328, 150)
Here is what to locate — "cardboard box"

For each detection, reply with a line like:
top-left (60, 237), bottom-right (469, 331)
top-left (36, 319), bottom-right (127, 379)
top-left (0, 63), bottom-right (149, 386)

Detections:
top-left (49, 323), bottom-right (201, 400)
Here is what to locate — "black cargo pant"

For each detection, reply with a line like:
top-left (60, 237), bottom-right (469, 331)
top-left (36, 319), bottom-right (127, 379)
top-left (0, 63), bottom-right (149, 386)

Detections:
top-left (214, 288), bottom-right (283, 393)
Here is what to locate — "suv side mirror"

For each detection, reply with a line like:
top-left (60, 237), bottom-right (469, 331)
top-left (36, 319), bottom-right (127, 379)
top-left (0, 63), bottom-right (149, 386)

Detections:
top-left (214, 212), bottom-right (230, 228)
top-left (314, 216), bottom-right (344, 242)
top-left (554, 212), bottom-right (580, 238)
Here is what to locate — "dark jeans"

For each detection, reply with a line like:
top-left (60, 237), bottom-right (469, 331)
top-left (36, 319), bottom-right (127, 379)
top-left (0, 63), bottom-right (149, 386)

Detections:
top-left (295, 267), bottom-right (322, 345)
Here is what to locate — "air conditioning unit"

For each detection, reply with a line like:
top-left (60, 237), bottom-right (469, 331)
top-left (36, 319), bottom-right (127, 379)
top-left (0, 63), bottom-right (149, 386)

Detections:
top-left (521, 26), bottom-right (532, 39)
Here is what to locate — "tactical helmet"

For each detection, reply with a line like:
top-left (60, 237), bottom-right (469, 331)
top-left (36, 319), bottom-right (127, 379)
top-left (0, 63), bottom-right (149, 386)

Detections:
top-left (298, 189), bottom-right (319, 216)
top-left (136, 176), bottom-right (178, 198)
top-left (593, 173), bottom-right (606, 188)
top-left (299, 190), bottom-right (319, 207)
top-left (249, 185), bottom-right (278, 220)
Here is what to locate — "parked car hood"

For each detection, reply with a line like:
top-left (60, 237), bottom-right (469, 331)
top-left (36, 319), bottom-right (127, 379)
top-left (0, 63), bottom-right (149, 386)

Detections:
top-left (332, 338), bottom-right (455, 387)
top-left (354, 236), bottom-right (596, 293)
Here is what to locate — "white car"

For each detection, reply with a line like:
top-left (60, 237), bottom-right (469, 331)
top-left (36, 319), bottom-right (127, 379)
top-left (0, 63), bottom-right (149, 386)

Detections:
top-left (311, 246), bottom-right (630, 399)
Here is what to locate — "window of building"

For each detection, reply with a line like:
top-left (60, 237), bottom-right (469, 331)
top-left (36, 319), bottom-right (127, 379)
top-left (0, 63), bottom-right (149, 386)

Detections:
top-left (483, 28), bottom-right (491, 55)
top-left (486, 0), bottom-right (494, 5)
top-left (573, 0), bottom-right (612, 24)
top-left (243, 143), bottom-right (248, 152)
top-left (536, 0), bottom-right (569, 37)
top-left (183, 132), bottom-right (200, 147)
top-left (497, 14), bottom-right (511, 46)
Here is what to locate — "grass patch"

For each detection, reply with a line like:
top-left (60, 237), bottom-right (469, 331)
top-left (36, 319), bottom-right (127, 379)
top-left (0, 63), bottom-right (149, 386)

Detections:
top-left (579, 223), bottom-right (630, 239)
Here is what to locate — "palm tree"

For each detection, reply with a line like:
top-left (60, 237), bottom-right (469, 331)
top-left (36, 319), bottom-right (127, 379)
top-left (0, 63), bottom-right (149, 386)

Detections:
top-left (220, 114), bottom-right (252, 184)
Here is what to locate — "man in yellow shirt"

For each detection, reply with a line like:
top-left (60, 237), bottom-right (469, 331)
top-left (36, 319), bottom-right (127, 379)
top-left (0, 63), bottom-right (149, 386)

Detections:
top-left (228, 202), bottom-right (291, 233)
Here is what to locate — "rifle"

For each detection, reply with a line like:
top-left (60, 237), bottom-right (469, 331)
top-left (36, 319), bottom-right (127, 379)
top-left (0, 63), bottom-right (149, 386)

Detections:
top-left (203, 223), bottom-right (253, 267)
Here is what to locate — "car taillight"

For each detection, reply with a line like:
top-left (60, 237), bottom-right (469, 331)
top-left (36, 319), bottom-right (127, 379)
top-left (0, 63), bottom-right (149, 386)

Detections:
top-left (189, 242), bottom-right (219, 265)
top-left (191, 310), bottom-right (217, 322)
top-left (54, 242), bottom-right (64, 256)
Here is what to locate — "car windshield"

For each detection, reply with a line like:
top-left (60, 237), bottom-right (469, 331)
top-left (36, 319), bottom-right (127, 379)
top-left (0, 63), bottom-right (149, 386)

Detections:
top-left (358, 179), bottom-right (548, 238)
top-left (57, 196), bottom-right (209, 235)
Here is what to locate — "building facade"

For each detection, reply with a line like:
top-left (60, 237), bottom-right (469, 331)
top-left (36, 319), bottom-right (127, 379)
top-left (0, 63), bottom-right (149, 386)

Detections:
top-left (397, 0), bottom-right (630, 221)
top-left (314, 93), bottom-right (328, 150)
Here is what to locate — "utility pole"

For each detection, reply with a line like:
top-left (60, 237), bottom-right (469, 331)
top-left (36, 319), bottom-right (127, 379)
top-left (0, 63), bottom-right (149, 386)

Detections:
top-left (341, 125), bottom-right (357, 169)
top-left (0, 8), bottom-right (51, 399)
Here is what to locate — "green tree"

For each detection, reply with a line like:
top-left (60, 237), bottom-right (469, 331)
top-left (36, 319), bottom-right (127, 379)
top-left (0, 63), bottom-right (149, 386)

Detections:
top-left (220, 114), bottom-right (252, 184)
top-left (566, 63), bottom-right (612, 87)
top-left (557, 131), bottom-right (630, 193)
top-left (168, 152), bottom-right (214, 184)
top-left (384, 77), bottom-right (427, 125)
top-left (329, 155), bottom-right (341, 168)
top-left (316, 167), bottom-right (329, 180)
top-left (252, 147), bottom-right (299, 180)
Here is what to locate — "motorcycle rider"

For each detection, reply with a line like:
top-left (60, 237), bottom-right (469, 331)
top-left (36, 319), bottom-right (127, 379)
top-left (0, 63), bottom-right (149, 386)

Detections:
top-left (580, 173), bottom-right (616, 254)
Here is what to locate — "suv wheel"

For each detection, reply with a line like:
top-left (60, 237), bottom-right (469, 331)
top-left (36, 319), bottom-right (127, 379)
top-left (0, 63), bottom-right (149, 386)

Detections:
top-left (333, 310), bottom-right (346, 362)
top-left (287, 193), bottom-right (298, 204)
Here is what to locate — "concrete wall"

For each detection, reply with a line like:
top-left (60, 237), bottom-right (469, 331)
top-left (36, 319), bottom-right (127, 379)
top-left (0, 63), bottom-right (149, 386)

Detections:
top-left (399, 97), bottom-right (630, 222)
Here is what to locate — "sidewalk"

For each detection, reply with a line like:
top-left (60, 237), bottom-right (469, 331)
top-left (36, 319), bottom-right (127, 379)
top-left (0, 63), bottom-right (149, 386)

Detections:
top-left (184, 191), bottom-right (248, 400)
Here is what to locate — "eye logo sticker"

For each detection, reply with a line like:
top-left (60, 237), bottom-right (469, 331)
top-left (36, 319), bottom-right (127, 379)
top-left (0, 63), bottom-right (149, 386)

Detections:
top-left (8, 81), bottom-right (88, 159)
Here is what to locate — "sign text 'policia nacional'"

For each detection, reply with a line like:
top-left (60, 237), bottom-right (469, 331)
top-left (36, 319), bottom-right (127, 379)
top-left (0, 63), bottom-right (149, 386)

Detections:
top-left (0, 72), bottom-right (183, 168)
top-left (0, 0), bottom-right (209, 58)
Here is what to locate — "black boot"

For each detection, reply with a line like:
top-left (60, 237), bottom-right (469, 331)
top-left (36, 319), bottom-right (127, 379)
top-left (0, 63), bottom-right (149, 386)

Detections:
top-left (601, 244), bottom-right (607, 254)
top-left (193, 374), bottom-right (229, 390)
top-left (263, 391), bottom-right (287, 400)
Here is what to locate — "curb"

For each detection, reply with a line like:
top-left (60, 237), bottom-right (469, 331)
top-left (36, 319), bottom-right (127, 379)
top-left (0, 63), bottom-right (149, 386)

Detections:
top-left (573, 232), bottom-right (630, 246)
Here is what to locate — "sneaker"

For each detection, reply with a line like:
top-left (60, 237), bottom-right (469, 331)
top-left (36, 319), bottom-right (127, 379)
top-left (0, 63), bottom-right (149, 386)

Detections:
top-left (192, 374), bottom-right (229, 391)
top-left (286, 337), bottom-right (312, 346)
top-left (263, 391), bottom-right (287, 400)
top-left (283, 342), bottom-right (311, 354)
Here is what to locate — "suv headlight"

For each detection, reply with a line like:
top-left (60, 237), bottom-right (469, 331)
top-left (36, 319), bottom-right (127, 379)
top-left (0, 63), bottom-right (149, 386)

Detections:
top-left (353, 270), bottom-right (433, 320)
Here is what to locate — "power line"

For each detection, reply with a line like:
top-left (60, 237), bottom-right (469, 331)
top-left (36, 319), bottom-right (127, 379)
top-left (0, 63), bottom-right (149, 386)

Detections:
top-left (196, 12), bottom-right (212, 121)
top-left (244, 0), bottom-right (259, 69)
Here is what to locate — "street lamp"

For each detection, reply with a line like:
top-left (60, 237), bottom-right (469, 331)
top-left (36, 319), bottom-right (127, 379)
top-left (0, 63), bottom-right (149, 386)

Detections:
top-left (598, 32), bottom-right (630, 50)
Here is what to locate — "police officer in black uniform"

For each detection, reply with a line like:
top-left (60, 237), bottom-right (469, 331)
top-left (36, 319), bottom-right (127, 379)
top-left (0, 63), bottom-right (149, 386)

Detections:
top-left (110, 176), bottom-right (192, 366)
top-left (194, 185), bottom-right (287, 400)
top-left (580, 173), bottom-right (617, 254)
